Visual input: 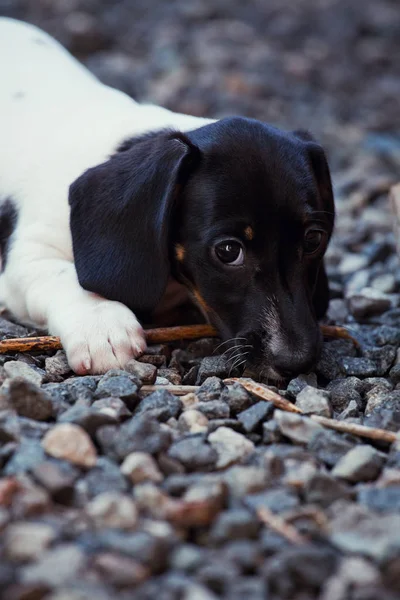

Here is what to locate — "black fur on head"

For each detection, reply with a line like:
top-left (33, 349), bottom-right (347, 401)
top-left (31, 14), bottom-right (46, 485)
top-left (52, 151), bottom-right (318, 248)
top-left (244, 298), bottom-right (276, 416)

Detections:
top-left (69, 117), bottom-right (335, 380)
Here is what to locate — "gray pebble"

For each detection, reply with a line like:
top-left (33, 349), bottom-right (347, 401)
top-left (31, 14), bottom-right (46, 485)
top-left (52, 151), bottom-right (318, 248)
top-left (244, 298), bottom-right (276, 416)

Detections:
top-left (7, 379), bottom-right (53, 421)
top-left (296, 385), bottom-right (332, 417)
top-left (125, 358), bottom-right (157, 383)
top-left (237, 401), bottom-right (273, 432)
top-left (308, 430), bottom-right (356, 467)
top-left (95, 373), bottom-right (140, 409)
top-left (168, 434), bottom-right (218, 471)
top-left (348, 287), bottom-right (392, 319)
top-left (196, 400), bottom-right (230, 420)
top-left (332, 445), bottom-right (385, 482)
top-left (96, 415), bottom-right (171, 460)
top-left (196, 356), bottom-right (230, 385)
top-left (135, 389), bottom-right (182, 421)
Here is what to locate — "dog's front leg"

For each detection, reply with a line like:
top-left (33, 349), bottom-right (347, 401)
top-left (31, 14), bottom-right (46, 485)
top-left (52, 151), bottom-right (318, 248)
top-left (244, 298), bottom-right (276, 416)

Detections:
top-left (0, 242), bottom-right (146, 374)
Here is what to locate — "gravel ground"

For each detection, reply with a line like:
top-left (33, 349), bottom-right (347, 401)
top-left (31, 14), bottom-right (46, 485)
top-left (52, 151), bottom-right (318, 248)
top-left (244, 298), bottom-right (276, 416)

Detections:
top-left (1, 1), bottom-right (400, 599)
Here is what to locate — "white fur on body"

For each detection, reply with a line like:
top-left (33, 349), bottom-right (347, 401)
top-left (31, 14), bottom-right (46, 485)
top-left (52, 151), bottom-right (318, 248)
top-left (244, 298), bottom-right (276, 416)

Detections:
top-left (0, 17), bottom-right (211, 373)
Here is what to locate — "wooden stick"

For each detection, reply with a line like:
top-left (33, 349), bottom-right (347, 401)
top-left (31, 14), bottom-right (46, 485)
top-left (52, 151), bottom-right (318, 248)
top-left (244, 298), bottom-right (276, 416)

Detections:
top-left (0, 324), bottom-right (217, 355)
top-left (141, 384), bottom-right (199, 396)
top-left (311, 414), bottom-right (398, 444)
top-left (224, 377), bottom-right (303, 414)
top-left (256, 506), bottom-right (306, 545)
top-left (320, 324), bottom-right (360, 348)
top-left (0, 323), bottom-right (358, 355)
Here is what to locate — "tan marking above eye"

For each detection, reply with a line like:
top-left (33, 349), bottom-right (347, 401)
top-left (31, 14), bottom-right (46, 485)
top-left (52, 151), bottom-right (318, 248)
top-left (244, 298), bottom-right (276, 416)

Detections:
top-left (175, 244), bottom-right (185, 261)
top-left (244, 226), bottom-right (254, 240)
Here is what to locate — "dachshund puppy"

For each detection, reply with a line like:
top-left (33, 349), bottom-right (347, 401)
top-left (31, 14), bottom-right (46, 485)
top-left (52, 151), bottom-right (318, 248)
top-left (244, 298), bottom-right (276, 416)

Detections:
top-left (0, 17), bottom-right (334, 379)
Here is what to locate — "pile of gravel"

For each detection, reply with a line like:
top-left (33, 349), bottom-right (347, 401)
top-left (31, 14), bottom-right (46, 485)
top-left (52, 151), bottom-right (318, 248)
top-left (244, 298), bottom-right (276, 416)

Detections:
top-left (0, 239), bottom-right (400, 600)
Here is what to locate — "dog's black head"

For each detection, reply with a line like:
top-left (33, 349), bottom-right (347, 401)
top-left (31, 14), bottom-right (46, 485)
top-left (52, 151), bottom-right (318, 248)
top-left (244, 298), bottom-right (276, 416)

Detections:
top-left (69, 117), bottom-right (334, 380)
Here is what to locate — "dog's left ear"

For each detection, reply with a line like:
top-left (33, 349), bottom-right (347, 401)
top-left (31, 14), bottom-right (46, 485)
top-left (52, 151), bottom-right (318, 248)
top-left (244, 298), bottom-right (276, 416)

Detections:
top-left (69, 131), bottom-right (200, 313)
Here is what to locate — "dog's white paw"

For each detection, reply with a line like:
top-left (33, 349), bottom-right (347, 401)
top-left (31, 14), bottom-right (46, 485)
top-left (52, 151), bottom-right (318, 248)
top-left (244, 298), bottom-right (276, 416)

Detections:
top-left (49, 297), bottom-right (147, 375)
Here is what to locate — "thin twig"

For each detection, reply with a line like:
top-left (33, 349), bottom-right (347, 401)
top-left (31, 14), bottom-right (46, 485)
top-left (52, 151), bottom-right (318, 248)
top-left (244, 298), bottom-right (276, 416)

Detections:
top-left (225, 377), bottom-right (303, 414)
top-left (320, 324), bottom-right (360, 348)
top-left (0, 324), bottom-right (217, 355)
top-left (141, 384), bottom-right (199, 396)
top-left (311, 414), bottom-right (398, 444)
top-left (256, 506), bottom-right (306, 545)
top-left (0, 323), bottom-right (359, 355)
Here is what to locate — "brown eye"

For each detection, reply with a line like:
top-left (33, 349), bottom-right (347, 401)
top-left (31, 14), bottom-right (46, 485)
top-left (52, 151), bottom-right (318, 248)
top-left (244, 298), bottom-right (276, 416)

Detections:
top-left (304, 229), bottom-right (323, 255)
top-left (214, 240), bottom-right (244, 265)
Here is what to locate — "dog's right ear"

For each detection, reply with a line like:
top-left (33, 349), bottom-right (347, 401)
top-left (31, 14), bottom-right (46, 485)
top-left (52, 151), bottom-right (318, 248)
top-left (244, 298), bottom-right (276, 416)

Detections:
top-left (69, 130), bottom-right (200, 313)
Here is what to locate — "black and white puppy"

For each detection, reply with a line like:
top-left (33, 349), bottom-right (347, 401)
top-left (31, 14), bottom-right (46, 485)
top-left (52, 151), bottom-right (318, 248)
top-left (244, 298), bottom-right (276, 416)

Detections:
top-left (0, 17), bottom-right (334, 378)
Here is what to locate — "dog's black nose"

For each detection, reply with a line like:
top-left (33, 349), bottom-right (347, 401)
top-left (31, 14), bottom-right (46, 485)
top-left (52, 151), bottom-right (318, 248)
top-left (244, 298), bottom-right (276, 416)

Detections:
top-left (272, 351), bottom-right (316, 379)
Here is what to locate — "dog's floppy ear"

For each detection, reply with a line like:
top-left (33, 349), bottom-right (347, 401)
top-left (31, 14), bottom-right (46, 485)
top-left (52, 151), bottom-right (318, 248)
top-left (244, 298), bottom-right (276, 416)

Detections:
top-left (69, 130), bottom-right (200, 313)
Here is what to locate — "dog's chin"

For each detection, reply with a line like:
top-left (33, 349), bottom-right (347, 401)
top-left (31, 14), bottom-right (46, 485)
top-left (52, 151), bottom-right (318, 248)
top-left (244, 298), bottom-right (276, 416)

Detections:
top-left (243, 364), bottom-right (286, 385)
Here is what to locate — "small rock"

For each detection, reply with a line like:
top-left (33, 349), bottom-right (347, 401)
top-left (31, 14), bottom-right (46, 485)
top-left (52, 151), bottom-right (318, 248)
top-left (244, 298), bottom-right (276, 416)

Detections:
top-left (157, 368), bottom-right (182, 385)
top-left (363, 345), bottom-right (396, 376)
top-left (121, 452), bottom-right (163, 483)
top-left (126, 358), bottom-right (157, 383)
top-left (135, 389), bottom-right (182, 421)
top-left (332, 445), bottom-right (386, 482)
top-left (221, 382), bottom-right (254, 413)
top-left (338, 400), bottom-right (360, 420)
top-left (330, 512), bottom-right (400, 562)
top-left (264, 546), bottom-right (338, 598)
top-left (245, 487), bottom-right (299, 513)
top-left (96, 415), bottom-right (171, 460)
top-left (348, 287), bottom-right (392, 319)
top-left (274, 410), bottom-right (324, 444)
top-left (4, 439), bottom-right (46, 475)
top-left (59, 404), bottom-right (116, 435)
top-left (209, 508), bottom-right (259, 543)
top-left (45, 351), bottom-right (71, 381)
top-left (86, 491), bottom-right (138, 529)
top-left (340, 356), bottom-right (377, 378)
top-left (286, 373), bottom-right (318, 398)
top-left (91, 396), bottom-right (132, 420)
top-left (84, 457), bottom-right (129, 497)
top-left (20, 544), bottom-right (85, 587)
top-left (196, 357), bottom-right (230, 385)
top-left (304, 472), bottom-right (353, 507)
top-left (93, 552), bottom-right (149, 587)
top-left (180, 392), bottom-right (199, 410)
top-left (5, 521), bottom-right (56, 560)
top-left (4, 360), bottom-right (44, 386)
top-left (326, 377), bottom-right (363, 413)
top-left (95, 373), bottom-right (140, 409)
top-left (339, 253), bottom-right (369, 275)
top-left (222, 466), bottom-right (269, 497)
top-left (0, 409), bottom-right (20, 442)
top-left (168, 434), bottom-right (217, 472)
top-left (196, 400), bottom-right (230, 420)
top-left (139, 353), bottom-right (166, 367)
top-left (178, 409), bottom-right (209, 433)
top-left (197, 377), bottom-right (224, 402)
top-left (42, 423), bottom-right (97, 468)
top-left (326, 298), bottom-right (349, 322)
top-left (208, 427), bottom-right (254, 469)
top-left (32, 460), bottom-right (79, 503)
top-left (315, 346), bottom-right (343, 380)
top-left (358, 486), bottom-right (400, 512)
top-left (7, 379), bottom-right (53, 421)
top-left (296, 386), bottom-right (332, 417)
top-left (237, 401), bottom-right (273, 432)
top-left (308, 430), bottom-right (356, 467)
